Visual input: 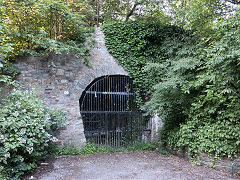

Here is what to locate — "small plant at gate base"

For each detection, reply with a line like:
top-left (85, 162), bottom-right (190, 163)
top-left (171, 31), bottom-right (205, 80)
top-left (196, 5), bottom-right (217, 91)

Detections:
top-left (51, 141), bottom-right (158, 156)
top-left (126, 141), bottom-right (158, 151)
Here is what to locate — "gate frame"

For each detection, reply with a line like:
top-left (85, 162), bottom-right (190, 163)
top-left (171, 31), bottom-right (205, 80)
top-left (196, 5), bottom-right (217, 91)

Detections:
top-left (79, 75), bottom-right (151, 146)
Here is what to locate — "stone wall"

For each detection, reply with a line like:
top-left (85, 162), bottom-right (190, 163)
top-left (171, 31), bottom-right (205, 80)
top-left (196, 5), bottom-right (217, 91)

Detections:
top-left (16, 28), bottom-right (128, 148)
top-left (149, 113), bottom-right (163, 141)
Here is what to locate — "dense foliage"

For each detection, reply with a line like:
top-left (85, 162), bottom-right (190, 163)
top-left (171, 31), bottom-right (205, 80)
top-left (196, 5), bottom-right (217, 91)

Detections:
top-left (103, 21), bottom-right (200, 104)
top-left (2, 0), bottom-right (92, 59)
top-left (167, 0), bottom-right (236, 33)
top-left (103, 10), bottom-right (240, 159)
top-left (0, 89), bottom-right (66, 180)
top-left (167, 11), bottom-right (240, 159)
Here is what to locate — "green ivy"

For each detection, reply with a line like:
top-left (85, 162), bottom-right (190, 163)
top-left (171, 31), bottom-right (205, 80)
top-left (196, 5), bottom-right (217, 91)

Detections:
top-left (103, 11), bottom-right (240, 160)
top-left (103, 22), bottom-right (195, 102)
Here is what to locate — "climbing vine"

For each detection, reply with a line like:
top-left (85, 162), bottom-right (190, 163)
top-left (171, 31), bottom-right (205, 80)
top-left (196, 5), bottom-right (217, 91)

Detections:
top-left (103, 21), bottom-right (194, 96)
top-left (103, 11), bottom-right (240, 159)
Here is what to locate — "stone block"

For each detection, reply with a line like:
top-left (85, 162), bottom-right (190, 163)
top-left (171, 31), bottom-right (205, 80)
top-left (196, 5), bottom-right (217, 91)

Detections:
top-left (56, 69), bottom-right (65, 76)
top-left (61, 79), bottom-right (68, 84)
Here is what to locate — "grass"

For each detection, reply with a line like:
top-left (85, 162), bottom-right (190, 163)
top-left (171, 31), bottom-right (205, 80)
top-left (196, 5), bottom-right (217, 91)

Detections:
top-left (48, 141), bottom-right (160, 156)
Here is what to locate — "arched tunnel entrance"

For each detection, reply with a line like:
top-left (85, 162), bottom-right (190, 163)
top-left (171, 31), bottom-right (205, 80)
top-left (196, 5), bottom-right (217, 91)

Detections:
top-left (79, 75), bottom-right (150, 147)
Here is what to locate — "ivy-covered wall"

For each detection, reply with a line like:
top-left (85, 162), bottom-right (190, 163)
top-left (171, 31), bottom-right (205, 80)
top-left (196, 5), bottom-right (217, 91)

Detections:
top-left (103, 12), bottom-right (240, 160)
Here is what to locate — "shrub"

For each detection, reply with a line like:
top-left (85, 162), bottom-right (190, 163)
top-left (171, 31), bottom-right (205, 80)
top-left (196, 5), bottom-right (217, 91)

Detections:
top-left (0, 89), bottom-right (66, 180)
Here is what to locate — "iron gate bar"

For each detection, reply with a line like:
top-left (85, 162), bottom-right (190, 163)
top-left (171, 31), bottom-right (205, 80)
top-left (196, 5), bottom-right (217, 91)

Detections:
top-left (84, 129), bottom-right (151, 134)
top-left (85, 91), bottom-right (136, 95)
top-left (80, 111), bottom-right (142, 114)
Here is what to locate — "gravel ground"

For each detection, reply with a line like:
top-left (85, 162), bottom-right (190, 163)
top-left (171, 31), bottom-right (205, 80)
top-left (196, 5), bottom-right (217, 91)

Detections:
top-left (22, 151), bottom-right (238, 180)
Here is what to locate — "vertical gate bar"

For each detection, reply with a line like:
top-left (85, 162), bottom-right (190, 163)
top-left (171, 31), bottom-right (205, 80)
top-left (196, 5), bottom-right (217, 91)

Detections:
top-left (131, 79), bottom-right (133, 111)
top-left (88, 93), bottom-right (90, 133)
top-left (96, 80), bottom-right (98, 112)
top-left (104, 78), bottom-right (106, 112)
top-left (105, 77), bottom-right (106, 112)
top-left (110, 76), bottom-right (112, 112)
top-left (99, 115), bottom-right (100, 145)
top-left (120, 77), bottom-right (122, 112)
top-left (130, 81), bottom-right (132, 111)
top-left (94, 81), bottom-right (96, 144)
top-left (114, 78), bottom-right (116, 112)
top-left (122, 76), bottom-right (124, 112)
top-left (114, 114), bottom-right (116, 147)
top-left (111, 115), bottom-right (113, 147)
top-left (125, 76), bottom-right (127, 111)
top-left (119, 77), bottom-right (121, 112)
top-left (141, 113), bottom-right (143, 142)
top-left (93, 82), bottom-right (95, 112)
top-left (98, 80), bottom-right (99, 112)
top-left (95, 81), bottom-right (99, 111)
top-left (105, 113), bottom-right (107, 145)
top-left (113, 114), bottom-right (114, 147)
top-left (106, 77), bottom-right (108, 112)
top-left (117, 77), bottom-right (118, 112)
top-left (121, 76), bottom-right (123, 112)
top-left (112, 79), bottom-right (116, 111)
top-left (115, 124), bottom-right (116, 147)
top-left (113, 115), bottom-right (114, 147)
top-left (108, 76), bottom-right (110, 112)
top-left (117, 113), bottom-right (120, 147)
top-left (117, 77), bottom-right (119, 112)
top-left (131, 115), bottom-right (133, 143)
top-left (100, 80), bottom-right (102, 112)
top-left (116, 115), bottom-right (118, 147)
top-left (140, 114), bottom-right (142, 141)
top-left (103, 78), bottom-right (106, 145)
top-left (115, 77), bottom-right (117, 112)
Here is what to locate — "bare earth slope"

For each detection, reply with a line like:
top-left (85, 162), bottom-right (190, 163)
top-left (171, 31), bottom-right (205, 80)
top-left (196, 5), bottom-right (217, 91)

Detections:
top-left (23, 151), bottom-right (236, 180)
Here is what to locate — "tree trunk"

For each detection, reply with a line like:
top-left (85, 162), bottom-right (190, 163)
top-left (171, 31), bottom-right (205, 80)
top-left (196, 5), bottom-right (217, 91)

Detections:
top-left (59, 16), bottom-right (62, 39)
top-left (125, 2), bottom-right (141, 22)
top-left (96, 0), bottom-right (100, 26)
top-left (229, 0), bottom-right (240, 4)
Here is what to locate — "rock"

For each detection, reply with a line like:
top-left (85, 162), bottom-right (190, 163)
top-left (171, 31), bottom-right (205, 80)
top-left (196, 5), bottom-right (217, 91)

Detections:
top-left (56, 69), bottom-right (65, 76)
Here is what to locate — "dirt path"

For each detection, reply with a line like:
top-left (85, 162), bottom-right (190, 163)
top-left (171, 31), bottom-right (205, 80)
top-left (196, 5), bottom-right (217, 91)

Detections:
top-left (23, 151), bottom-right (236, 180)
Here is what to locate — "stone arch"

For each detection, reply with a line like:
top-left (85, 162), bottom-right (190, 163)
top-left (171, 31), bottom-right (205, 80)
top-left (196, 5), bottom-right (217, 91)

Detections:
top-left (16, 28), bottom-right (128, 148)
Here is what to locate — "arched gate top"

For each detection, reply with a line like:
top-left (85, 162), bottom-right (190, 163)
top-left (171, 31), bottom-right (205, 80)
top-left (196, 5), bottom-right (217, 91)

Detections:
top-left (79, 75), bottom-right (149, 147)
top-left (79, 75), bottom-right (136, 112)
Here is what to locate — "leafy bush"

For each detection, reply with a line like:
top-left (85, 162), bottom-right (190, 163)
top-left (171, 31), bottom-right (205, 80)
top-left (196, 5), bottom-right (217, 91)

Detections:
top-left (166, 10), bottom-right (240, 159)
top-left (1, 0), bottom-right (92, 64)
top-left (0, 89), bottom-right (66, 180)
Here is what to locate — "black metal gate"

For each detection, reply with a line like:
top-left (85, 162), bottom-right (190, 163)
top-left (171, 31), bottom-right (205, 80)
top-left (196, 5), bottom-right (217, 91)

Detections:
top-left (79, 75), bottom-right (149, 147)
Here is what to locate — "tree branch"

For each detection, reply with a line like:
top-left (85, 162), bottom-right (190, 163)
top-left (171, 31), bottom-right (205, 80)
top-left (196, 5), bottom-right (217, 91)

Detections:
top-left (228, 0), bottom-right (240, 4)
top-left (125, 2), bottom-right (142, 22)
